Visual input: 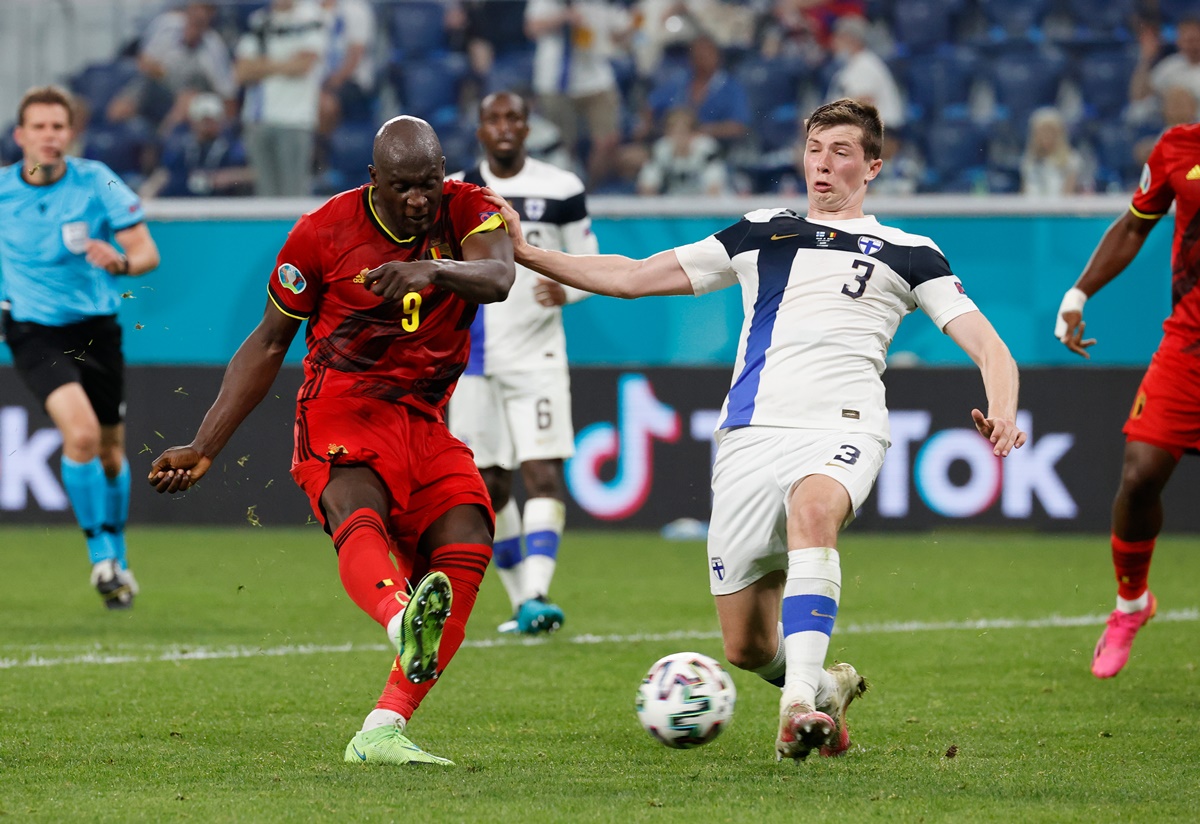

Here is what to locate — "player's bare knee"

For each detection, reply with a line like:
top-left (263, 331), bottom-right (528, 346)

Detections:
top-left (521, 459), bottom-right (564, 499)
top-left (723, 639), bottom-right (772, 672)
top-left (59, 426), bottom-right (101, 462)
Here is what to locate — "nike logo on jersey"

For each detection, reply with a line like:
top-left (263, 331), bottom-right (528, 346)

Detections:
top-left (771, 233), bottom-right (800, 240)
top-left (1188, 165), bottom-right (1200, 181)
top-left (811, 609), bottom-right (836, 620)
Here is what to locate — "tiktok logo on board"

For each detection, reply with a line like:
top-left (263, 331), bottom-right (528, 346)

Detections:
top-left (567, 374), bottom-right (680, 520)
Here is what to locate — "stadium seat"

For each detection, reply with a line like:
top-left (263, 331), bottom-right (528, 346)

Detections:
top-left (1090, 122), bottom-right (1140, 190)
top-left (398, 53), bottom-right (468, 121)
top-left (735, 56), bottom-right (804, 120)
top-left (905, 46), bottom-right (979, 120)
top-left (69, 60), bottom-right (139, 121)
top-left (1158, 0), bottom-right (1196, 25)
top-left (1063, 0), bottom-right (1134, 34)
top-left (758, 104), bottom-right (800, 153)
top-left (325, 122), bottom-right (377, 190)
top-left (922, 119), bottom-right (989, 187)
top-left (890, 0), bottom-right (956, 55)
top-left (390, 1), bottom-right (448, 58)
top-left (1075, 49), bottom-right (1139, 119)
top-left (978, 0), bottom-right (1052, 38)
top-left (485, 50), bottom-right (535, 96)
top-left (985, 50), bottom-right (1067, 128)
top-left (440, 125), bottom-right (479, 173)
top-left (82, 120), bottom-right (150, 179)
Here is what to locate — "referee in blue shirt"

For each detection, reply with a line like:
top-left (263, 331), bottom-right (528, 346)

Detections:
top-left (0, 86), bottom-right (160, 609)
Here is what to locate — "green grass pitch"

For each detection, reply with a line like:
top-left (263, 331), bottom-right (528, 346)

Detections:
top-left (1, 526), bottom-right (1198, 822)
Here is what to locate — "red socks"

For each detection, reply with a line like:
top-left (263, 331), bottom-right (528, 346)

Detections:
top-left (1111, 533), bottom-right (1156, 600)
top-left (374, 542), bottom-right (492, 720)
top-left (332, 509), bottom-right (409, 628)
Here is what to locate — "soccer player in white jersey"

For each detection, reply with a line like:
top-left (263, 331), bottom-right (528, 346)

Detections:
top-left (485, 99), bottom-right (1027, 760)
top-left (448, 92), bottom-right (596, 634)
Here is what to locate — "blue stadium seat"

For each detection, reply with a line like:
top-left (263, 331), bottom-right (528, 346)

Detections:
top-left (890, 0), bottom-right (955, 55)
top-left (758, 104), bottom-right (800, 152)
top-left (905, 46), bottom-right (979, 120)
top-left (1063, 0), bottom-right (1134, 33)
top-left (1158, 0), bottom-right (1197, 25)
top-left (398, 53), bottom-right (468, 121)
top-left (978, 0), bottom-right (1052, 37)
top-left (922, 119), bottom-right (988, 187)
top-left (1090, 122), bottom-right (1140, 190)
top-left (325, 122), bottom-right (377, 189)
top-left (82, 121), bottom-right (150, 178)
top-left (390, 1), bottom-right (448, 58)
top-left (1075, 49), bottom-right (1138, 119)
top-left (484, 50), bottom-right (535, 96)
top-left (735, 57), bottom-right (804, 120)
top-left (69, 60), bottom-right (139, 121)
top-left (985, 50), bottom-right (1067, 127)
top-left (440, 125), bottom-right (479, 173)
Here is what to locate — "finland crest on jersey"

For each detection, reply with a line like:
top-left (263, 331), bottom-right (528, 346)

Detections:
top-left (674, 208), bottom-right (978, 445)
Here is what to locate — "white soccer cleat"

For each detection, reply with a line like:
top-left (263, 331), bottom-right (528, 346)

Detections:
top-left (815, 662), bottom-right (868, 757)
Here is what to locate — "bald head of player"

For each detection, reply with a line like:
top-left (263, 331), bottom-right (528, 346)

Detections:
top-left (369, 115), bottom-right (446, 237)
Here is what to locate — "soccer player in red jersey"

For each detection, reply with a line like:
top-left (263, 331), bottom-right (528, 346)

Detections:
top-left (1055, 122), bottom-right (1200, 679)
top-left (149, 116), bottom-right (515, 763)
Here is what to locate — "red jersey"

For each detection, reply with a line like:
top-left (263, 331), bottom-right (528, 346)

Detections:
top-left (1130, 123), bottom-right (1200, 351)
top-left (268, 180), bottom-right (504, 419)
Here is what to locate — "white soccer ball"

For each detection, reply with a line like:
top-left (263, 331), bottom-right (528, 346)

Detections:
top-left (635, 651), bottom-right (737, 749)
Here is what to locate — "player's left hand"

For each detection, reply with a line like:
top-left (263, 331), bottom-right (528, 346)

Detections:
top-left (534, 278), bottom-right (568, 306)
top-left (85, 239), bottom-right (127, 274)
top-left (971, 409), bottom-right (1027, 457)
top-left (359, 260), bottom-right (439, 301)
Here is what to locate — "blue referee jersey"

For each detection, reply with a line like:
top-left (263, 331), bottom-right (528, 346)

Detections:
top-left (0, 158), bottom-right (145, 326)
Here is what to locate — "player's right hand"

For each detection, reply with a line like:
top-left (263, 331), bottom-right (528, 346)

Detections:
top-left (480, 189), bottom-right (530, 257)
top-left (1054, 287), bottom-right (1095, 358)
top-left (148, 446), bottom-right (212, 494)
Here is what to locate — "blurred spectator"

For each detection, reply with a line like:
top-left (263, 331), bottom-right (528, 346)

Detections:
top-left (824, 15), bottom-right (904, 129)
top-left (870, 127), bottom-right (924, 196)
top-left (106, 1), bottom-right (237, 136)
top-left (1134, 84), bottom-right (1199, 166)
top-left (1129, 17), bottom-right (1200, 124)
top-left (235, 0), bottom-right (328, 197)
top-left (1019, 107), bottom-right (1088, 197)
top-left (139, 93), bottom-right (253, 198)
top-left (525, 0), bottom-right (634, 185)
top-left (641, 34), bottom-right (751, 146)
top-left (318, 0), bottom-right (377, 136)
top-left (630, 0), bottom-right (757, 79)
top-left (636, 106), bottom-right (730, 194)
top-left (454, 0), bottom-right (532, 80)
top-left (757, 0), bottom-right (864, 63)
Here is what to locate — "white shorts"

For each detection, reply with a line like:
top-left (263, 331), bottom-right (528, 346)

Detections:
top-left (448, 370), bottom-right (576, 470)
top-left (706, 427), bottom-right (886, 595)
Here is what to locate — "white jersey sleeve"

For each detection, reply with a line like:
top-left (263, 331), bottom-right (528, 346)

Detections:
top-left (452, 158), bottom-right (596, 374)
top-left (674, 208), bottom-right (978, 445)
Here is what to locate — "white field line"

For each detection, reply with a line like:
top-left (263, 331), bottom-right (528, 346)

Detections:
top-left (2, 609), bottom-right (1196, 670)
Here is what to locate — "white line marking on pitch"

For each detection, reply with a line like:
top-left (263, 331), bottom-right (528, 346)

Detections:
top-left (1, 609), bottom-right (1196, 670)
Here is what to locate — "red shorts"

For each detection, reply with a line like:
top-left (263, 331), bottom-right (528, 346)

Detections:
top-left (290, 396), bottom-right (493, 545)
top-left (1122, 345), bottom-right (1200, 460)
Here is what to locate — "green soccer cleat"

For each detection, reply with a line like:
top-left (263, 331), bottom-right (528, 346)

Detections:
top-left (344, 725), bottom-right (454, 766)
top-left (388, 571), bottom-right (453, 684)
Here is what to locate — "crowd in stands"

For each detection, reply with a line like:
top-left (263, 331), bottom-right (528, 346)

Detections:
top-left (4, 0), bottom-right (1197, 198)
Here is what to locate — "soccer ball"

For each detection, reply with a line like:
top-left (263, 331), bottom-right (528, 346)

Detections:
top-left (635, 652), bottom-right (736, 749)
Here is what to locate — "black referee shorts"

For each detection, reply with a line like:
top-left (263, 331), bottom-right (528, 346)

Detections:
top-left (5, 314), bottom-right (126, 425)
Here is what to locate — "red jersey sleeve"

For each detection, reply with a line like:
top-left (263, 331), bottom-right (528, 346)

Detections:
top-left (1131, 133), bottom-right (1175, 219)
top-left (267, 214), bottom-right (325, 320)
top-left (445, 180), bottom-right (505, 248)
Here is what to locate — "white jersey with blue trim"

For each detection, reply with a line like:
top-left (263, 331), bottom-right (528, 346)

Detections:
top-left (0, 158), bottom-right (145, 326)
top-left (451, 158), bottom-right (597, 375)
top-left (674, 208), bottom-right (978, 444)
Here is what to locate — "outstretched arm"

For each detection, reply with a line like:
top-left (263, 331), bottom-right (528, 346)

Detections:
top-left (944, 311), bottom-right (1027, 457)
top-left (148, 303), bottom-right (301, 492)
top-left (360, 224), bottom-right (515, 304)
top-left (1055, 209), bottom-right (1157, 358)
top-left (487, 191), bottom-right (694, 298)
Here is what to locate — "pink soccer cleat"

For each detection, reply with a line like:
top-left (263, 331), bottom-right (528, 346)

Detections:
top-left (775, 701), bottom-right (835, 762)
top-left (1092, 592), bottom-right (1157, 679)
top-left (816, 662), bottom-right (869, 757)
